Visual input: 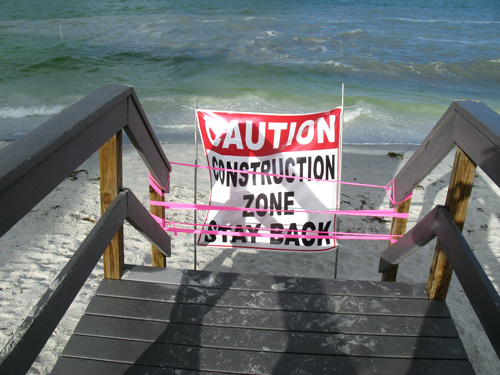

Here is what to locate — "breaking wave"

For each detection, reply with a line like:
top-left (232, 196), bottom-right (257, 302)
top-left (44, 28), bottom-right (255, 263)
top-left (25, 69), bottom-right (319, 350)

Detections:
top-left (0, 105), bottom-right (66, 119)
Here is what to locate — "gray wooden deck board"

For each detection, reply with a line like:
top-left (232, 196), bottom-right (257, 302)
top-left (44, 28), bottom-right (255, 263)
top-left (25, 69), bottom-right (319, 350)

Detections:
top-left (56, 336), bottom-right (472, 374)
top-left (95, 279), bottom-right (451, 317)
top-left (52, 265), bottom-right (475, 374)
top-left (85, 296), bottom-right (458, 337)
top-left (53, 357), bottom-right (233, 375)
top-left (72, 314), bottom-right (465, 359)
top-left (121, 265), bottom-right (430, 297)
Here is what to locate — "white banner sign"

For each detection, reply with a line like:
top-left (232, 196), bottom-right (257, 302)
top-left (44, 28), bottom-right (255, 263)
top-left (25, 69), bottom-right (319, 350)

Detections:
top-left (197, 108), bottom-right (342, 252)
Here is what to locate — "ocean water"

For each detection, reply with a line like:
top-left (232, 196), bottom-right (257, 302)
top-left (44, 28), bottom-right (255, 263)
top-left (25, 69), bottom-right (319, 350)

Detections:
top-left (0, 0), bottom-right (499, 144)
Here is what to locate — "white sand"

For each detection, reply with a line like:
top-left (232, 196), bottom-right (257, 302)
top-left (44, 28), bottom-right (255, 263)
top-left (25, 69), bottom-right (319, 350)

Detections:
top-left (0, 141), bottom-right (499, 374)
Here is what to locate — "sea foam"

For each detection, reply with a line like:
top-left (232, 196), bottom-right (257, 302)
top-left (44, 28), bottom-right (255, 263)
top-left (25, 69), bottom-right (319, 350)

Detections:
top-left (0, 105), bottom-right (66, 119)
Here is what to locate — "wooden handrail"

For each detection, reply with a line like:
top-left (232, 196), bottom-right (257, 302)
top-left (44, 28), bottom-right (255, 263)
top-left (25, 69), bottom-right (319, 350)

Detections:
top-left (0, 189), bottom-right (170, 375)
top-left (0, 85), bottom-right (172, 373)
top-left (379, 205), bottom-right (500, 358)
top-left (381, 198), bottom-right (411, 282)
top-left (383, 101), bottom-right (500, 294)
top-left (379, 101), bottom-right (500, 358)
top-left (0, 85), bottom-right (171, 238)
top-left (391, 100), bottom-right (500, 205)
top-left (0, 85), bottom-right (171, 275)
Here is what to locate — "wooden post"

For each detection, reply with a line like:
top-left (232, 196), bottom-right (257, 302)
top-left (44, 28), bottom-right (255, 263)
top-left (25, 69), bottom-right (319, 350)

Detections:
top-left (150, 186), bottom-right (167, 267)
top-left (99, 131), bottom-right (124, 279)
top-left (381, 197), bottom-right (412, 282)
top-left (427, 147), bottom-right (476, 299)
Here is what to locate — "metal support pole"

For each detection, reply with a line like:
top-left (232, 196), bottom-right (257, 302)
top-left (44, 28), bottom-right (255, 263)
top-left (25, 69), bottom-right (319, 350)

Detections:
top-left (193, 102), bottom-right (199, 270)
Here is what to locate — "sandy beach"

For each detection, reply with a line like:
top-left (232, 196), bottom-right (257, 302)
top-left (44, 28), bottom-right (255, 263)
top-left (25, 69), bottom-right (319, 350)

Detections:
top-left (0, 141), bottom-right (499, 374)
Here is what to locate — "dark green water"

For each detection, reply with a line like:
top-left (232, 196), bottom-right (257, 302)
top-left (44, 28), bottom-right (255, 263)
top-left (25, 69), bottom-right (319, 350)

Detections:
top-left (1, 0), bottom-right (499, 143)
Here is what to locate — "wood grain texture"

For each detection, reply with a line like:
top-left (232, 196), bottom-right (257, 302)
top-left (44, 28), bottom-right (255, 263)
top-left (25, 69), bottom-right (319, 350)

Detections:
top-left (427, 147), bottom-right (476, 300)
top-left (150, 186), bottom-right (166, 267)
top-left (99, 131), bottom-right (124, 279)
top-left (382, 197), bottom-right (412, 282)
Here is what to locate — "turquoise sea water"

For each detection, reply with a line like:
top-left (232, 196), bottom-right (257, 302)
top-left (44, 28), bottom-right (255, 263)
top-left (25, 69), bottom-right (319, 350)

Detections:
top-left (1, 0), bottom-right (499, 144)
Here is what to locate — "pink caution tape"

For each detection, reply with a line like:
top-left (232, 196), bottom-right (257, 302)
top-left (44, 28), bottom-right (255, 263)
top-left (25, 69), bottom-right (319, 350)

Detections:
top-left (150, 214), bottom-right (401, 243)
top-left (170, 161), bottom-right (412, 205)
top-left (148, 161), bottom-right (413, 243)
top-left (150, 201), bottom-right (409, 219)
top-left (148, 171), bottom-right (170, 197)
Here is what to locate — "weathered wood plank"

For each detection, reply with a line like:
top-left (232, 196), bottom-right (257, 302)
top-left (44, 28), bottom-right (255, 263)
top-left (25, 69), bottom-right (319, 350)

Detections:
top-left (390, 103), bottom-right (457, 205)
top-left (391, 100), bottom-right (500, 207)
top-left (122, 265), bottom-right (429, 298)
top-left (58, 335), bottom-right (474, 374)
top-left (125, 190), bottom-right (171, 257)
top-left (53, 268), bottom-right (474, 374)
top-left (452, 103), bottom-right (500, 188)
top-left (427, 147), bottom-right (476, 300)
top-left (0, 86), bottom-right (130, 238)
top-left (74, 315), bottom-right (467, 359)
top-left (100, 131), bottom-right (124, 280)
top-left (96, 279), bottom-right (451, 317)
top-left (125, 91), bottom-right (171, 188)
top-left (379, 206), bottom-right (440, 273)
top-left (52, 357), bottom-right (231, 375)
top-left (86, 295), bottom-right (459, 337)
top-left (150, 186), bottom-right (166, 267)
top-left (382, 197), bottom-right (412, 281)
top-left (435, 207), bottom-right (500, 357)
top-left (0, 192), bottom-right (129, 375)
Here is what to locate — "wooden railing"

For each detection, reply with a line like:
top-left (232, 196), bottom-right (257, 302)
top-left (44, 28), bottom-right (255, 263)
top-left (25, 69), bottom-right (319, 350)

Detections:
top-left (2, 88), bottom-right (499, 372)
top-left (379, 100), bottom-right (500, 357)
top-left (0, 85), bottom-right (171, 374)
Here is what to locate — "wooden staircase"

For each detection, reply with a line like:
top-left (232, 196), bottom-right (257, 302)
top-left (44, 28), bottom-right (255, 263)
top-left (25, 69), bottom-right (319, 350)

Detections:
top-left (1, 86), bottom-right (499, 374)
top-left (52, 265), bottom-right (473, 374)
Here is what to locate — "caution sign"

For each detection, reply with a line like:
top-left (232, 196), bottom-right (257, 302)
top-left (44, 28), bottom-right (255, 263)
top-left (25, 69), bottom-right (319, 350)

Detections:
top-left (197, 108), bottom-right (342, 252)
